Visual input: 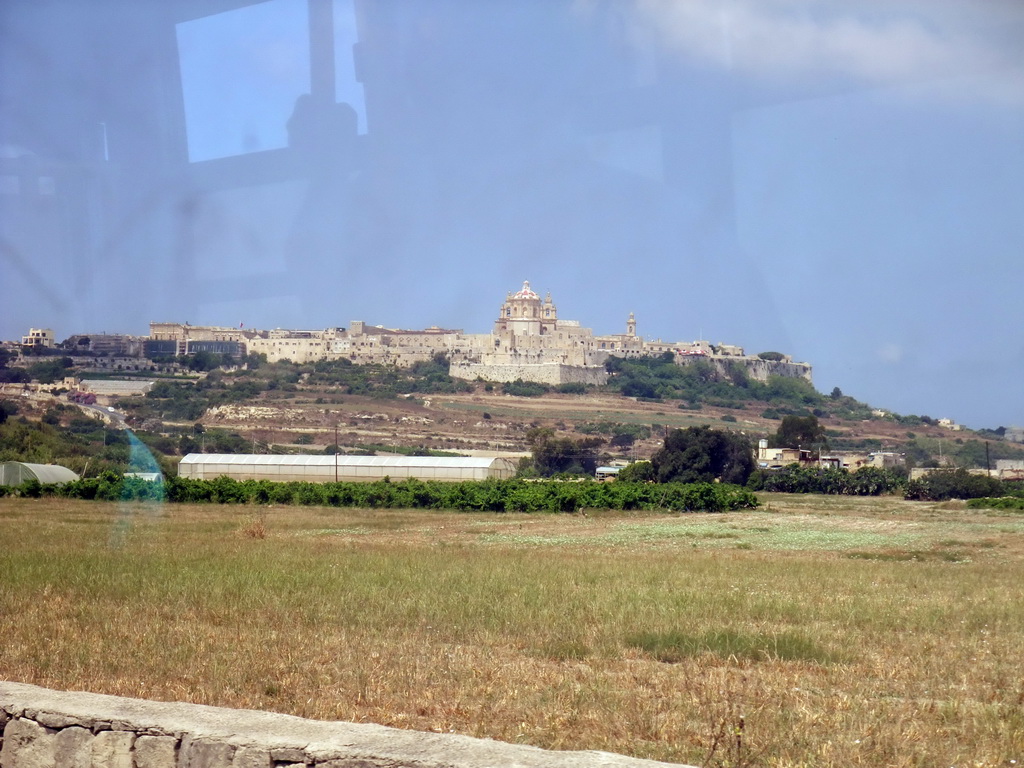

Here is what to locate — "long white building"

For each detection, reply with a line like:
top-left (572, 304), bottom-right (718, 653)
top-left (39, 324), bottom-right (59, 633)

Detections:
top-left (178, 454), bottom-right (518, 483)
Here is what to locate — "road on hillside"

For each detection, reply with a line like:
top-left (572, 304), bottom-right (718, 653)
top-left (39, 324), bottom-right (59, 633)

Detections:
top-left (79, 402), bottom-right (128, 428)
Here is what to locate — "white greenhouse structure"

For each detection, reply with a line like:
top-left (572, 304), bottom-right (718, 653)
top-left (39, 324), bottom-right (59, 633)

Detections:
top-left (178, 454), bottom-right (518, 483)
top-left (0, 462), bottom-right (80, 486)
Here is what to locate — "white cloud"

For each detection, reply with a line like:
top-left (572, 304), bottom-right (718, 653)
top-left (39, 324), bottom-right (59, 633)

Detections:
top-left (630, 0), bottom-right (1024, 102)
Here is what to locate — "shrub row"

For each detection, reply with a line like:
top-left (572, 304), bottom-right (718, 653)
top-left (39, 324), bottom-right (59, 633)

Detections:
top-left (905, 469), bottom-right (1024, 501)
top-left (965, 496), bottom-right (1024, 511)
top-left (164, 477), bottom-right (760, 513)
top-left (747, 465), bottom-right (1024, 501)
top-left (747, 466), bottom-right (907, 496)
top-left (0, 475), bottom-right (169, 502)
top-left (12, 475), bottom-right (759, 513)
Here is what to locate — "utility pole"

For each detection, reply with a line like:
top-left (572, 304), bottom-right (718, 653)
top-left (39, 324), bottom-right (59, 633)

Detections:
top-left (335, 424), bottom-right (339, 483)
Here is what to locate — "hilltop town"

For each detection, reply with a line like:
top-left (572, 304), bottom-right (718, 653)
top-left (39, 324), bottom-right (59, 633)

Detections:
top-left (6, 279), bottom-right (1024, 485)
top-left (14, 281), bottom-right (812, 388)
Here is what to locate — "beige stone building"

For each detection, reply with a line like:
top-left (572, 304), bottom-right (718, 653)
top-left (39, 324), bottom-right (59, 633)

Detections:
top-left (247, 329), bottom-right (337, 364)
top-left (149, 322), bottom-right (252, 343)
top-left (450, 281), bottom-right (609, 385)
top-left (21, 328), bottom-right (55, 348)
top-left (63, 333), bottom-right (144, 357)
top-left (593, 313), bottom-right (645, 357)
top-left (331, 322), bottom-right (462, 367)
top-left (756, 440), bottom-right (813, 469)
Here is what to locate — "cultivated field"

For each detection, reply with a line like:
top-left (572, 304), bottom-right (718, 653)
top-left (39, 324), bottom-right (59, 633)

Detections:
top-left (1, 495), bottom-right (1022, 767)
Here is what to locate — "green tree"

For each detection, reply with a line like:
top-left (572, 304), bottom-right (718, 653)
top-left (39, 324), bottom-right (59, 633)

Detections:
top-left (27, 357), bottom-right (73, 384)
top-left (620, 374), bottom-right (659, 399)
top-left (0, 400), bottom-right (18, 424)
top-left (772, 415), bottom-right (828, 453)
top-left (183, 350), bottom-right (222, 372)
top-left (245, 352), bottom-right (267, 369)
top-left (609, 432), bottom-right (636, 450)
top-left (178, 435), bottom-right (200, 455)
top-left (0, 368), bottom-right (29, 384)
top-left (617, 460), bottom-right (655, 483)
top-left (525, 427), bottom-right (604, 476)
top-left (651, 426), bottom-right (754, 485)
top-left (503, 379), bottom-right (551, 397)
top-left (905, 469), bottom-right (1005, 501)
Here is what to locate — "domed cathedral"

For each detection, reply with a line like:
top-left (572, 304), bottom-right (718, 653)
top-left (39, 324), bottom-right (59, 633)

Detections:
top-left (449, 280), bottom-right (610, 386)
top-left (494, 281), bottom-right (558, 336)
top-left (491, 281), bottom-right (598, 366)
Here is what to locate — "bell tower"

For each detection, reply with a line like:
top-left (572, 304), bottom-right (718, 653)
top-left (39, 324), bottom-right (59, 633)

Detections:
top-left (627, 312), bottom-right (636, 337)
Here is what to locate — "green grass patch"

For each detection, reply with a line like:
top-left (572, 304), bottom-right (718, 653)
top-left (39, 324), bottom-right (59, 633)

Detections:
top-left (846, 548), bottom-right (971, 563)
top-left (533, 639), bottom-right (591, 661)
top-left (626, 629), bottom-right (843, 664)
top-left (966, 496), bottom-right (1024, 511)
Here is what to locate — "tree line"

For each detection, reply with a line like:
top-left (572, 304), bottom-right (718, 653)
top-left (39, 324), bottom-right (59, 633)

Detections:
top-left (4, 474), bottom-right (759, 514)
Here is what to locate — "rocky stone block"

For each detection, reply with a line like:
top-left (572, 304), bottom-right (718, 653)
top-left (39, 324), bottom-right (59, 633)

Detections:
top-left (135, 735), bottom-right (178, 768)
top-left (36, 713), bottom-right (88, 730)
top-left (1, 718), bottom-right (55, 768)
top-left (230, 747), bottom-right (271, 768)
top-left (92, 730), bottom-right (134, 768)
top-left (54, 726), bottom-right (93, 768)
top-left (179, 738), bottom-right (235, 768)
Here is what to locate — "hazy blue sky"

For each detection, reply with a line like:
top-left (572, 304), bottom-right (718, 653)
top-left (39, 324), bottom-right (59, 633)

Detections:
top-left (1, 0), bottom-right (1022, 428)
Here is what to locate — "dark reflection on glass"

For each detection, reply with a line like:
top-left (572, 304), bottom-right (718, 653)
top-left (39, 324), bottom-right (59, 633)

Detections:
top-left (0, 1), bottom-right (1022, 426)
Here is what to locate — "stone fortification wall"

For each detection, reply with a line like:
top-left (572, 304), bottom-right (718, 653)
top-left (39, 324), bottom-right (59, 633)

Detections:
top-left (0, 682), bottom-right (688, 768)
top-left (745, 358), bottom-right (813, 383)
top-left (450, 362), bottom-right (608, 386)
top-left (679, 356), bottom-right (813, 384)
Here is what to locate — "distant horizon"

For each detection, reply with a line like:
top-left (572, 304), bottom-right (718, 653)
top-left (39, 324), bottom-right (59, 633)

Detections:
top-left (12, 303), bottom-right (1022, 434)
top-left (12, 282), bottom-right (813, 363)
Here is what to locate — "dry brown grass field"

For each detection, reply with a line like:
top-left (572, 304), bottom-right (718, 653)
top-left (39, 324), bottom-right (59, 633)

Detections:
top-left (2, 494), bottom-right (1023, 767)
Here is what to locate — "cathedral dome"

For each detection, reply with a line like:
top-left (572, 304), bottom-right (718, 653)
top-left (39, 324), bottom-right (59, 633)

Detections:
top-left (511, 281), bottom-right (539, 301)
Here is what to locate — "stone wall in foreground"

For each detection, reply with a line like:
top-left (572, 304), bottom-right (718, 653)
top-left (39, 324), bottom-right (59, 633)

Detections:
top-left (0, 682), bottom-right (691, 768)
